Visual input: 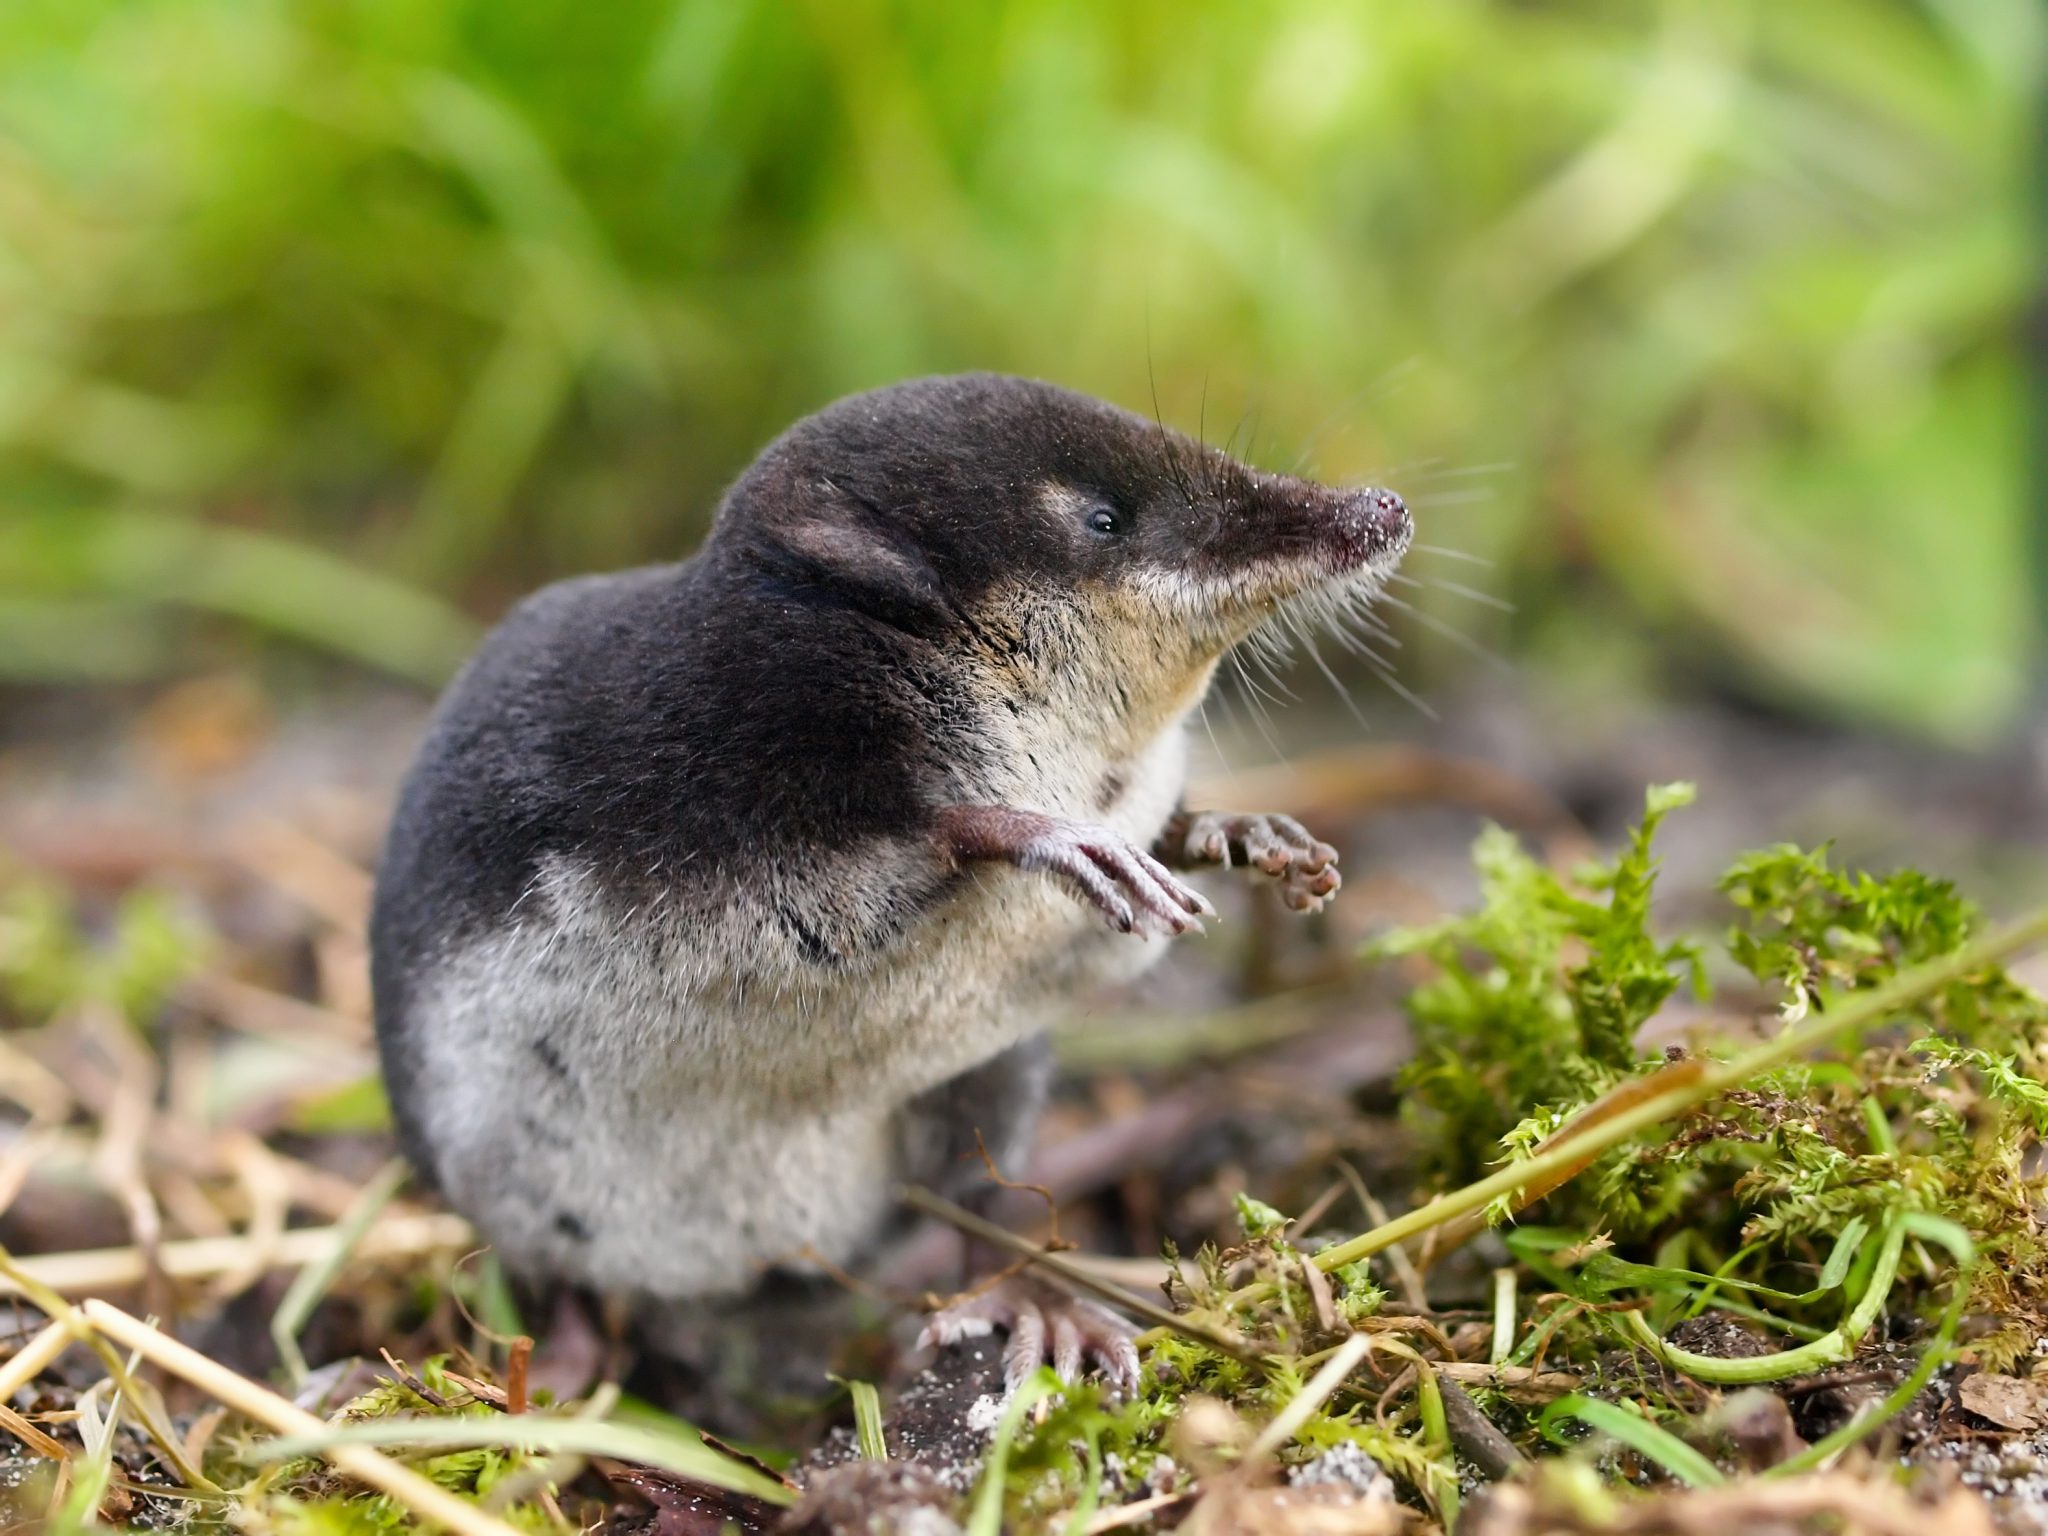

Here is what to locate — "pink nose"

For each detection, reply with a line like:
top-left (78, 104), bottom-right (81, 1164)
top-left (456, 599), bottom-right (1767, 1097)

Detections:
top-left (1346, 486), bottom-right (1411, 554)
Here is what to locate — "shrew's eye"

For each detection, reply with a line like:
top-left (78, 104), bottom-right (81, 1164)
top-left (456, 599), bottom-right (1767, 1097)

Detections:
top-left (1086, 506), bottom-right (1122, 537)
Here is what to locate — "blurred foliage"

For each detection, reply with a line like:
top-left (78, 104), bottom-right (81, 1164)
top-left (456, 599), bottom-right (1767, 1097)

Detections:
top-left (0, 874), bottom-right (206, 1024)
top-left (0, 0), bottom-right (2039, 735)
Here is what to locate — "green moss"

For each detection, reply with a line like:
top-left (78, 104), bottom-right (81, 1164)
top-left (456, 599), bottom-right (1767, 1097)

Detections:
top-left (1017, 788), bottom-right (2048, 1523)
top-left (252, 1358), bottom-right (570, 1535)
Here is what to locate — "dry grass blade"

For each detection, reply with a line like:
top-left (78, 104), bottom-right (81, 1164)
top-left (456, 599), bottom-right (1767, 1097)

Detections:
top-left (0, 1320), bottom-right (73, 1401)
top-left (1416, 1056), bottom-right (1710, 1268)
top-left (0, 1262), bottom-right (216, 1493)
top-left (252, 1414), bottom-right (798, 1507)
top-left (1082, 1488), bottom-right (1196, 1532)
top-left (76, 1299), bottom-right (527, 1536)
top-left (1242, 1332), bottom-right (1373, 1465)
top-left (0, 1212), bottom-right (475, 1297)
top-left (0, 1397), bottom-right (71, 1461)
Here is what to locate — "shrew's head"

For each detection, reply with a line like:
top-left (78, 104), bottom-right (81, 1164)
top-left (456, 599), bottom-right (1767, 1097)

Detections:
top-left (715, 373), bottom-right (1411, 731)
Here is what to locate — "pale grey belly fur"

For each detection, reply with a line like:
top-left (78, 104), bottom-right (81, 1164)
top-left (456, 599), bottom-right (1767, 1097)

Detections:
top-left (409, 732), bottom-right (1190, 1303)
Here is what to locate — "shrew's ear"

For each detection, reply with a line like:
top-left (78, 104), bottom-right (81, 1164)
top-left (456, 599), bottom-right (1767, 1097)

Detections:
top-left (755, 479), bottom-right (949, 631)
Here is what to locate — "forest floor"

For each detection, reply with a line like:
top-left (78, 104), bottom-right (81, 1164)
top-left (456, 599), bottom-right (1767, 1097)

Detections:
top-left (1, 672), bottom-right (2045, 1534)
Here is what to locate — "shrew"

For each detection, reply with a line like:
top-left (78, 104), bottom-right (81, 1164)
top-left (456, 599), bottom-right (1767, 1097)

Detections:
top-left (369, 373), bottom-right (1411, 1395)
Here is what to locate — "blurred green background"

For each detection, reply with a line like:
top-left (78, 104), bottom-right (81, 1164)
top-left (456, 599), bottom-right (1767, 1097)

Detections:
top-left (0, 0), bottom-right (2040, 743)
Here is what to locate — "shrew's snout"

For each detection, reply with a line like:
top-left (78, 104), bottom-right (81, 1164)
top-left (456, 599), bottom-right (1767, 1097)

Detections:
top-left (1329, 486), bottom-right (1411, 570)
top-left (1185, 475), bottom-right (1412, 605)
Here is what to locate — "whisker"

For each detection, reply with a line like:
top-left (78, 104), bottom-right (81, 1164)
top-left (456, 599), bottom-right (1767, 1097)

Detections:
top-left (1222, 390), bottom-right (1261, 468)
top-left (1195, 695), bottom-right (1232, 777)
top-left (1322, 618), bottom-right (1400, 668)
top-left (1245, 633), bottom-right (1303, 701)
top-left (1224, 649), bottom-right (1286, 754)
top-left (1284, 359), bottom-right (1422, 476)
top-left (1421, 577), bottom-right (1515, 614)
top-left (1410, 542), bottom-right (1494, 568)
top-left (1146, 335), bottom-right (1197, 506)
top-left (1364, 656), bottom-right (1440, 722)
top-left (1375, 591), bottom-right (1512, 673)
top-left (1400, 460), bottom-right (1516, 483)
top-left (1364, 454), bottom-right (1446, 482)
top-left (1298, 630), bottom-right (1376, 733)
top-left (1406, 487), bottom-right (1496, 509)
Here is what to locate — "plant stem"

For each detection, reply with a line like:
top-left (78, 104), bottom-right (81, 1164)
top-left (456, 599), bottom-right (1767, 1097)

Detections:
top-left (1490, 1269), bottom-right (1516, 1366)
top-left (1312, 908), bottom-right (2048, 1273)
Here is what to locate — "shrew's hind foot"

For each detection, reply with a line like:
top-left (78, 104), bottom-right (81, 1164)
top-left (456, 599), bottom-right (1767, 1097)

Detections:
top-left (1158, 810), bottom-right (1340, 912)
top-left (918, 1273), bottom-right (1141, 1397)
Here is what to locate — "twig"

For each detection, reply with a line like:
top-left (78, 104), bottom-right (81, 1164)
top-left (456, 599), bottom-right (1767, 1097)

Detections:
top-left (973, 1130), bottom-right (1066, 1249)
top-left (227, 818), bottom-right (372, 935)
top-left (900, 1187), bottom-right (1265, 1366)
top-left (378, 1348), bottom-right (456, 1409)
top-left (1432, 1361), bottom-right (1582, 1398)
top-left (1297, 1251), bottom-right (1337, 1333)
top-left (1435, 1377), bottom-right (1525, 1480)
top-left (1291, 1177), bottom-right (1346, 1235)
top-left (505, 1336), bottom-right (531, 1416)
top-left (182, 971), bottom-right (373, 1045)
top-left (440, 1371), bottom-right (508, 1409)
top-left (86, 1009), bottom-right (170, 1329)
top-left (0, 1122), bottom-right (62, 1223)
top-left (210, 1134), bottom-right (294, 1301)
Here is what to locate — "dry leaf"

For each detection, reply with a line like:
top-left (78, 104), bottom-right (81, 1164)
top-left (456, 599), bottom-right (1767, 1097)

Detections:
top-left (1957, 1371), bottom-right (2048, 1431)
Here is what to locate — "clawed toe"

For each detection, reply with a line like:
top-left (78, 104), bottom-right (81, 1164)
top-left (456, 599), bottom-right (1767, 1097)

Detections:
top-left (920, 1277), bottom-right (1142, 1397)
top-left (1028, 826), bottom-right (1214, 938)
top-left (1170, 811), bottom-right (1341, 913)
top-left (1278, 858), bottom-right (1342, 912)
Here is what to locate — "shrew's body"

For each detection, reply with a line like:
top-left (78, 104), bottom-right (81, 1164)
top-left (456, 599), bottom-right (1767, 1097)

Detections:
top-left (370, 373), bottom-right (1409, 1385)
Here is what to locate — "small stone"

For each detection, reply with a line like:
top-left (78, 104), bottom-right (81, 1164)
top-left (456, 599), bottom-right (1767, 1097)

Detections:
top-left (1287, 1440), bottom-right (1396, 1501)
top-left (963, 1394), bottom-right (1005, 1435)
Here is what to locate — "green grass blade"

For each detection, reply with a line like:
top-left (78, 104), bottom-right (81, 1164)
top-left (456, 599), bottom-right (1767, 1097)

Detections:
top-left (847, 1378), bottom-right (887, 1461)
top-left (1540, 1395), bottom-right (1727, 1488)
top-left (270, 1157), bottom-right (408, 1386)
top-left (967, 1372), bottom-right (1059, 1536)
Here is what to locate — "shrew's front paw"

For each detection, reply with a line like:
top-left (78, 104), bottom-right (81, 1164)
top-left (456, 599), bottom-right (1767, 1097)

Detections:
top-left (1159, 810), bottom-right (1341, 913)
top-left (919, 1274), bottom-right (1141, 1397)
top-left (941, 806), bottom-right (1214, 938)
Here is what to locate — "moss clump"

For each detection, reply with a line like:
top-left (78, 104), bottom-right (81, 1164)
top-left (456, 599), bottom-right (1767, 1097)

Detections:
top-left (1385, 786), bottom-right (2048, 1342)
top-left (993, 789), bottom-right (2047, 1526)
top-left (250, 1359), bottom-right (567, 1535)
